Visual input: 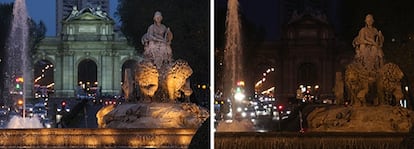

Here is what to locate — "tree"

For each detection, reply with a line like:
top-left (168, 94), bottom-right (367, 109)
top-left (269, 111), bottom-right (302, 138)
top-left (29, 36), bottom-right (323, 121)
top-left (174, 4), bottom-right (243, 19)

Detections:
top-left (116, 0), bottom-right (210, 88)
top-left (28, 19), bottom-right (46, 53)
top-left (0, 3), bottom-right (13, 94)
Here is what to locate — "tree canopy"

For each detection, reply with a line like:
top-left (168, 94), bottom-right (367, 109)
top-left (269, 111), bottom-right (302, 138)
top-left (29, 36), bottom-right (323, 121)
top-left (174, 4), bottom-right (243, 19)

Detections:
top-left (0, 3), bottom-right (13, 92)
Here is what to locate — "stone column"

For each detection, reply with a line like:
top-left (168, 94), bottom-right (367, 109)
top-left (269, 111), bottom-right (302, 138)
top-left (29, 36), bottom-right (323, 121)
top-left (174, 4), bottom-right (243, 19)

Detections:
top-left (100, 51), bottom-right (118, 96)
top-left (60, 51), bottom-right (75, 97)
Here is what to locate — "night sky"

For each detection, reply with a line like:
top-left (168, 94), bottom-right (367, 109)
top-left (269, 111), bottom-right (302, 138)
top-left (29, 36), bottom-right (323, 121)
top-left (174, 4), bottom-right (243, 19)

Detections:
top-left (215, 0), bottom-right (280, 40)
top-left (215, 0), bottom-right (414, 43)
top-left (0, 0), bottom-right (119, 36)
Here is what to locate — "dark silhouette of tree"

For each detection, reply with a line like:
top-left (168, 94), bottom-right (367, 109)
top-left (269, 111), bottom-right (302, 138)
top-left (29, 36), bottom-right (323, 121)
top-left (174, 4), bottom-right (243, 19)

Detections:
top-left (29, 20), bottom-right (46, 53)
top-left (0, 3), bottom-right (13, 96)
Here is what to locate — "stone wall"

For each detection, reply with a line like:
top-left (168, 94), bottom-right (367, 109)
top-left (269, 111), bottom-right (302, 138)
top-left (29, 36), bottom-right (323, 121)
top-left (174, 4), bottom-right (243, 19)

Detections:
top-left (215, 132), bottom-right (412, 149)
top-left (0, 128), bottom-right (195, 148)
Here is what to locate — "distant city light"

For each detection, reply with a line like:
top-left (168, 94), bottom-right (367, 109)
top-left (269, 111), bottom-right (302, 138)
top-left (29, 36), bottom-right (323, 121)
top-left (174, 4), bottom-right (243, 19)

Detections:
top-left (237, 81), bottom-right (245, 86)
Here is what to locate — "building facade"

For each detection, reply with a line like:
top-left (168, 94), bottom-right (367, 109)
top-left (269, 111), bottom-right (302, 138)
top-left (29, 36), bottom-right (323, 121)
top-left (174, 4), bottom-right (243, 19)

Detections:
top-left (35, 7), bottom-right (140, 99)
top-left (252, 12), bottom-right (352, 102)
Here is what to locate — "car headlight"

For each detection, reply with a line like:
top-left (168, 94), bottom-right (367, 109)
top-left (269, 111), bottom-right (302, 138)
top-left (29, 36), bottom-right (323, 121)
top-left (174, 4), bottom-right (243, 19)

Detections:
top-left (241, 112), bottom-right (247, 117)
top-left (250, 112), bottom-right (255, 117)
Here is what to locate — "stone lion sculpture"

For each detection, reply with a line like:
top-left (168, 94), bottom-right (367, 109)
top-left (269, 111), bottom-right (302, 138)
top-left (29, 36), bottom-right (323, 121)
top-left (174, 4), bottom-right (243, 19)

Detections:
top-left (345, 62), bottom-right (369, 106)
top-left (377, 63), bottom-right (404, 105)
top-left (164, 59), bottom-right (193, 102)
top-left (135, 60), bottom-right (159, 101)
top-left (96, 104), bottom-right (116, 128)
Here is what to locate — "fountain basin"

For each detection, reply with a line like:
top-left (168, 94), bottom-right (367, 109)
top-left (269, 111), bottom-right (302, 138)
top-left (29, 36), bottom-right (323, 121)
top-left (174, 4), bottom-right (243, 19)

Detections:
top-left (215, 132), bottom-right (413, 149)
top-left (0, 128), bottom-right (195, 148)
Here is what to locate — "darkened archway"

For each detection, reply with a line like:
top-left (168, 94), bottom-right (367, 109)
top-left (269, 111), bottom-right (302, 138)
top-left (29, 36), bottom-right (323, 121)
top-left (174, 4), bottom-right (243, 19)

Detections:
top-left (34, 60), bottom-right (54, 98)
top-left (78, 59), bottom-right (97, 96)
top-left (298, 63), bottom-right (317, 85)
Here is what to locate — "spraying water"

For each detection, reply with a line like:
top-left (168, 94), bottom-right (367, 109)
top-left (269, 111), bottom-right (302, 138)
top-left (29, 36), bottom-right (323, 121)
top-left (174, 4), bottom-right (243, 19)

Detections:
top-left (217, 0), bottom-right (253, 132)
top-left (4, 0), bottom-right (42, 128)
top-left (223, 0), bottom-right (243, 99)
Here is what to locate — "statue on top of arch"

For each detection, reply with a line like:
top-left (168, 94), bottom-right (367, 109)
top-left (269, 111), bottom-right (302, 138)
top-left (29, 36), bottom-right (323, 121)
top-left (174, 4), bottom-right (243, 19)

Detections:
top-left (65, 5), bottom-right (111, 21)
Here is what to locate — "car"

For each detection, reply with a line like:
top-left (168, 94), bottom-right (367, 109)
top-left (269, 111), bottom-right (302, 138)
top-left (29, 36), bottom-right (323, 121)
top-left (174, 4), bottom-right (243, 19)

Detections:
top-left (41, 118), bottom-right (54, 128)
top-left (104, 99), bottom-right (119, 106)
top-left (19, 104), bottom-right (34, 117)
top-left (33, 109), bottom-right (47, 119)
top-left (57, 102), bottom-right (70, 113)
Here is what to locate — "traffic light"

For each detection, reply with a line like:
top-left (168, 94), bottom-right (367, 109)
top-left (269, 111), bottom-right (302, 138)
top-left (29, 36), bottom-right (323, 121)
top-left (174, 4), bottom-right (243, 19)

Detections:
top-left (277, 105), bottom-right (284, 111)
top-left (61, 101), bottom-right (66, 109)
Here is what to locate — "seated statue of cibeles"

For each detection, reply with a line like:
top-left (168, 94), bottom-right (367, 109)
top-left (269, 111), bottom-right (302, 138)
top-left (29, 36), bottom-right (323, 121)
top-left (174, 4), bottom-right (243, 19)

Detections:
top-left (141, 11), bottom-right (173, 68)
top-left (352, 14), bottom-right (384, 72)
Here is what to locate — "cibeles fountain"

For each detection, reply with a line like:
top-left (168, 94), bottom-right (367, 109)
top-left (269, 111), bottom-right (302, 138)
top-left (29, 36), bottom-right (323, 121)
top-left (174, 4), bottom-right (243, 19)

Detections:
top-left (215, 13), bottom-right (414, 149)
top-left (307, 14), bottom-right (414, 132)
top-left (96, 11), bottom-right (208, 129)
top-left (0, 0), bottom-right (206, 147)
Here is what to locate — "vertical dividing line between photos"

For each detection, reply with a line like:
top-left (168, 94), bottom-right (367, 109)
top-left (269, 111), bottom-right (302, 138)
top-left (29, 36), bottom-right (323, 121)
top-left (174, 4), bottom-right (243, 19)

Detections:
top-left (210, 0), bottom-right (215, 148)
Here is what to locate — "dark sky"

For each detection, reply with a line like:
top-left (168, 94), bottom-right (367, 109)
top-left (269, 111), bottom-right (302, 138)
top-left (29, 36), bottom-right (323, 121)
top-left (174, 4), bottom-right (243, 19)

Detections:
top-left (216, 0), bottom-right (280, 40)
top-left (215, 0), bottom-right (343, 40)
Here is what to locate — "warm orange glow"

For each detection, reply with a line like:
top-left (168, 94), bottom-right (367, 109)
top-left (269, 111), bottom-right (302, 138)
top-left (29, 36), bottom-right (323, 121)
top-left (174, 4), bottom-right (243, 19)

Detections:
top-left (15, 77), bottom-right (24, 83)
top-left (0, 128), bottom-right (196, 148)
top-left (17, 99), bottom-right (23, 105)
top-left (237, 81), bottom-right (245, 86)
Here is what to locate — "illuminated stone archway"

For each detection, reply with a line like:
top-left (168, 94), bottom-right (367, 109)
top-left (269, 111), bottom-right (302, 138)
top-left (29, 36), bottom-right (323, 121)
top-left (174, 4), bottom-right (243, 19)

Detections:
top-left (34, 8), bottom-right (141, 99)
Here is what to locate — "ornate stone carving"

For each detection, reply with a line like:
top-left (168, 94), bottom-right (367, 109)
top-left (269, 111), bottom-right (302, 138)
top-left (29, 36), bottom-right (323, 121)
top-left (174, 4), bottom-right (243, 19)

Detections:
top-left (308, 14), bottom-right (410, 133)
top-left (65, 6), bottom-right (79, 21)
top-left (99, 11), bottom-right (205, 129)
top-left (134, 11), bottom-right (193, 102)
top-left (345, 62), bottom-right (369, 106)
top-left (377, 63), bottom-right (404, 105)
top-left (352, 14), bottom-right (384, 72)
top-left (141, 11), bottom-right (173, 68)
top-left (135, 60), bottom-right (159, 101)
top-left (344, 14), bottom-right (404, 106)
top-left (93, 6), bottom-right (110, 20)
top-left (164, 60), bottom-right (193, 102)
